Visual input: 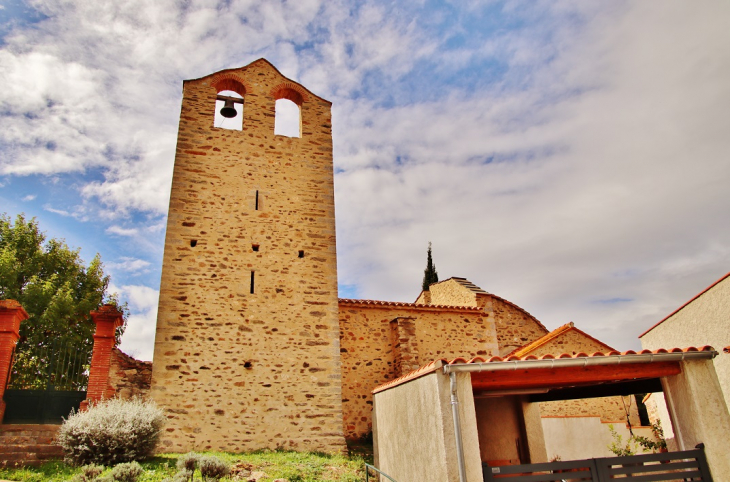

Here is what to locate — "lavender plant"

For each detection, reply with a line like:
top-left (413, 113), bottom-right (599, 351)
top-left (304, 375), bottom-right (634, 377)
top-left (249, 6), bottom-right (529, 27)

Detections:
top-left (57, 398), bottom-right (165, 466)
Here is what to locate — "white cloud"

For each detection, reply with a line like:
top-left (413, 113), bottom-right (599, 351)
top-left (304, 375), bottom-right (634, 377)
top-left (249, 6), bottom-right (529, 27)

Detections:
top-left (42, 205), bottom-right (71, 216)
top-left (22, 194), bottom-right (36, 201)
top-left (110, 284), bottom-right (159, 360)
top-left (332, 1), bottom-right (730, 350)
top-left (106, 226), bottom-right (139, 237)
top-left (119, 284), bottom-right (159, 312)
top-left (1, 0), bottom-right (729, 356)
top-left (107, 257), bottom-right (151, 273)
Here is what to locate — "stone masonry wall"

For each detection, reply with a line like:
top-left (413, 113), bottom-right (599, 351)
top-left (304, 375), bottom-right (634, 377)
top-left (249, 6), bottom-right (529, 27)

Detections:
top-left (427, 279), bottom-right (479, 307)
top-left (391, 317), bottom-right (419, 376)
top-left (484, 295), bottom-right (548, 356)
top-left (150, 59), bottom-right (345, 453)
top-left (540, 396), bottom-right (641, 426)
top-left (108, 349), bottom-right (152, 400)
top-left (339, 300), bottom-right (497, 439)
top-left (419, 278), bottom-right (548, 356)
top-left (533, 329), bottom-right (641, 426)
top-left (523, 329), bottom-right (614, 358)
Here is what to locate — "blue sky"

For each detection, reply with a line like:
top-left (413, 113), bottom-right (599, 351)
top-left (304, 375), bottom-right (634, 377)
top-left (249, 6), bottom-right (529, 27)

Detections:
top-left (1, 0), bottom-right (729, 360)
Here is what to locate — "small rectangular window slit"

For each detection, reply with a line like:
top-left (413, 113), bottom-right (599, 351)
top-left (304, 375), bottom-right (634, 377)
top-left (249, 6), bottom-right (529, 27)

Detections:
top-left (298, 250), bottom-right (304, 258)
top-left (190, 240), bottom-right (197, 248)
top-left (255, 190), bottom-right (259, 210)
top-left (250, 271), bottom-right (255, 294)
top-left (252, 244), bottom-right (259, 252)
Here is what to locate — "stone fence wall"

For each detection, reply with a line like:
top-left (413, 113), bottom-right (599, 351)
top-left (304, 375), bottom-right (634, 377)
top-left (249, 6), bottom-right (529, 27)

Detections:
top-left (108, 348), bottom-right (152, 400)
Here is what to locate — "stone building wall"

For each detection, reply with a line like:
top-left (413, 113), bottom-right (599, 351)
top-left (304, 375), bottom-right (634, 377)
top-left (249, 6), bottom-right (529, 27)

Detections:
top-left (418, 277), bottom-right (549, 356)
top-left (339, 299), bottom-right (498, 439)
top-left (529, 327), bottom-right (641, 426)
top-left (486, 295), bottom-right (549, 356)
top-left (539, 396), bottom-right (641, 426)
top-left (150, 59), bottom-right (345, 453)
top-left (108, 348), bottom-right (152, 400)
top-left (519, 326), bottom-right (614, 358)
top-left (426, 278), bottom-right (480, 307)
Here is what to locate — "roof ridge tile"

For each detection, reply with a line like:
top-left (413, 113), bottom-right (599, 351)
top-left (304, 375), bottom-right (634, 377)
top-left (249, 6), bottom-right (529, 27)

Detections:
top-left (338, 298), bottom-right (482, 311)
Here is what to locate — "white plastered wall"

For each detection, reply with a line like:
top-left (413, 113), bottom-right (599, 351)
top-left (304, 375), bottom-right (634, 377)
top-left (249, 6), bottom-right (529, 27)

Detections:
top-left (640, 274), bottom-right (730, 407)
top-left (542, 417), bottom-right (655, 461)
top-left (373, 371), bottom-right (482, 482)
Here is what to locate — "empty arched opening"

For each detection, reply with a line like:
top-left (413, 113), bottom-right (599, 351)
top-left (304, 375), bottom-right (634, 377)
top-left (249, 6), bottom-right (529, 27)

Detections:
top-left (274, 98), bottom-right (301, 137)
top-left (214, 90), bottom-right (244, 131)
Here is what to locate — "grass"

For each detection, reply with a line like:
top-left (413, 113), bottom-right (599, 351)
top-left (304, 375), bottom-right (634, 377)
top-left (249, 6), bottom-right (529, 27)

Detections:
top-left (0, 449), bottom-right (372, 482)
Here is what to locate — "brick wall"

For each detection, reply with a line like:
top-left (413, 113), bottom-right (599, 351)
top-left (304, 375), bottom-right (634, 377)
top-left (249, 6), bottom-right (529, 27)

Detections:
top-left (339, 299), bottom-right (498, 439)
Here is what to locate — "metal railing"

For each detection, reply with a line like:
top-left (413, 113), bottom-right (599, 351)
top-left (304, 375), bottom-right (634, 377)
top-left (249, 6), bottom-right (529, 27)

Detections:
top-left (7, 339), bottom-right (92, 391)
top-left (483, 444), bottom-right (712, 482)
top-left (365, 463), bottom-right (398, 482)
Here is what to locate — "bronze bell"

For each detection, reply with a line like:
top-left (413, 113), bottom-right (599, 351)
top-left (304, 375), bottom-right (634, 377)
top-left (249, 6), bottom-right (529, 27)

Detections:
top-left (220, 99), bottom-right (237, 118)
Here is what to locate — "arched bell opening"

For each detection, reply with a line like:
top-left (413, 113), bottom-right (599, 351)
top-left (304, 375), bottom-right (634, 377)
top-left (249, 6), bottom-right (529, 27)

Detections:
top-left (273, 87), bottom-right (303, 138)
top-left (274, 98), bottom-right (301, 137)
top-left (214, 90), bottom-right (244, 130)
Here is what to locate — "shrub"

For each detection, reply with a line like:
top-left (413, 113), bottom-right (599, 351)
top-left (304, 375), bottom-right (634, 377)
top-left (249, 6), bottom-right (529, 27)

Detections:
top-left (161, 473), bottom-right (193, 482)
top-left (634, 421), bottom-right (668, 453)
top-left (176, 452), bottom-right (200, 473)
top-left (165, 453), bottom-right (229, 482)
top-left (105, 461), bottom-right (143, 482)
top-left (607, 424), bottom-right (638, 456)
top-left (72, 464), bottom-right (105, 482)
top-left (198, 455), bottom-right (230, 480)
top-left (57, 398), bottom-right (165, 466)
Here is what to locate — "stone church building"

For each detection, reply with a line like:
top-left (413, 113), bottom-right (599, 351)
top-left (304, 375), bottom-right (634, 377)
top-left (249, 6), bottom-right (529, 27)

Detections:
top-left (149, 59), bottom-right (633, 454)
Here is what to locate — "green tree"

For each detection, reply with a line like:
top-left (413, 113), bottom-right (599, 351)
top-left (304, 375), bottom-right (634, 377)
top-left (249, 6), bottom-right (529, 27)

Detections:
top-left (0, 213), bottom-right (126, 387)
top-left (421, 242), bottom-right (439, 291)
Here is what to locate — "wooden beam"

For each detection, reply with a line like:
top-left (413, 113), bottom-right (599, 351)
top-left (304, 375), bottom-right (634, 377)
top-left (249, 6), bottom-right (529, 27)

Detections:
top-left (216, 95), bottom-right (244, 104)
top-left (470, 361), bottom-right (681, 392)
top-left (527, 378), bottom-right (664, 402)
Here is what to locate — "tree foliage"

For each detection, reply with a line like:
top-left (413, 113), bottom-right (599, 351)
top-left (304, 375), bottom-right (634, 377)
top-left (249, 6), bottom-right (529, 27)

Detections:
top-left (0, 213), bottom-right (125, 385)
top-left (422, 242), bottom-right (439, 291)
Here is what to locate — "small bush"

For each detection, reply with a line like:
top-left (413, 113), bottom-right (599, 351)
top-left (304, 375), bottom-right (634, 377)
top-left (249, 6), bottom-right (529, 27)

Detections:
top-left (72, 463), bottom-right (105, 482)
top-left (106, 461), bottom-right (143, 482)
top-left (198, 455), bottom-right (229, 480)
top-left (161, 473), bottom-right (193, 482)
top-left (57, 398), bottom-right (165, 466)
top-left (176, 452), bottom-right (200, 473)
top-left (607, 424), bottom-right (638, 456)
top-left (634, 421), bottom-right (668, 453)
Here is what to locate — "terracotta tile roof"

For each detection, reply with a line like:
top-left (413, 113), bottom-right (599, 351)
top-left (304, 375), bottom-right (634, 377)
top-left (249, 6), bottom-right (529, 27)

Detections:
top-left (372, 359), bottom-right (445, 394)
top-left (640, 270), bottom-right (730, 338)
top-left (338, 298), bottom-right (483, 312)
top-left (372, 346), bottom-right (716, 394)
top-left (507, 322), bottom-right (616, 357)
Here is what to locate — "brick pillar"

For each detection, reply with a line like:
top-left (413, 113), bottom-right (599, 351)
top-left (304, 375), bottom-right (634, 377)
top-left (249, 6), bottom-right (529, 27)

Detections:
top-left (80, 305), bottom-right (123, 410)
top-left (0, 300), bottom-right (28, 422)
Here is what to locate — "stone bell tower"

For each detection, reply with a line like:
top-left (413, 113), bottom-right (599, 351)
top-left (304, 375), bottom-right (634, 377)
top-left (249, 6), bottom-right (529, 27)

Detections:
top-left (150, 59), bottom-right (345, 453)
